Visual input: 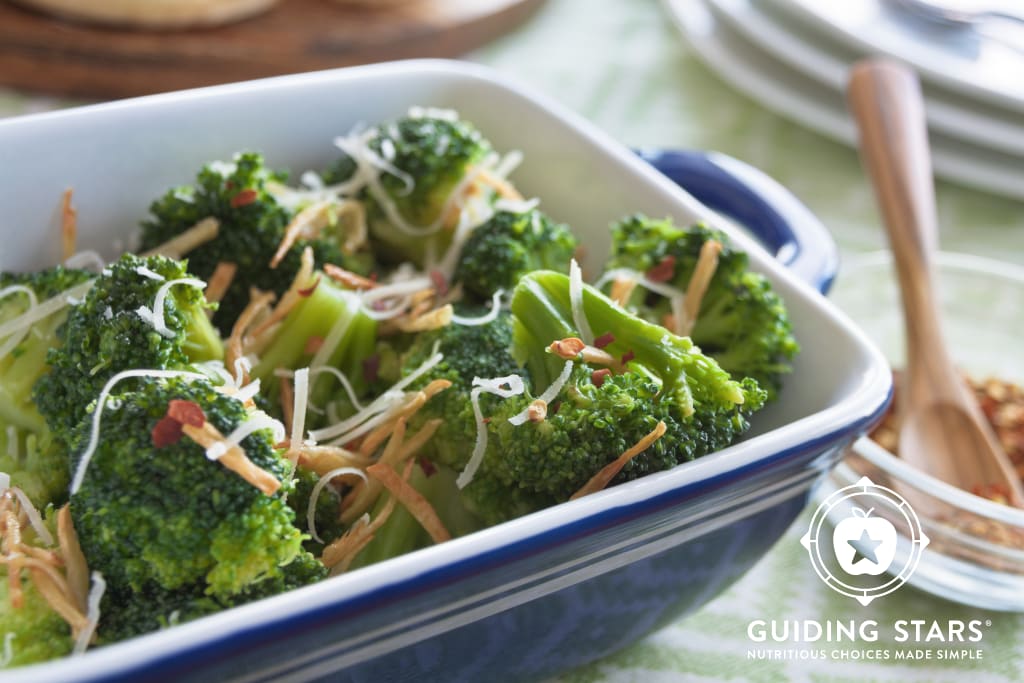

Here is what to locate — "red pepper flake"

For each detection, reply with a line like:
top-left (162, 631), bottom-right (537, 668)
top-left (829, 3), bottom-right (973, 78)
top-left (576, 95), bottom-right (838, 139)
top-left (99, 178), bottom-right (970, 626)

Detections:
top-left (591, 368), bottom-right (612, 388)
top-left (549, 400), bottom-right (562, 415)
top-left (298, 275), bottom-right (322, 298)
top-left (419, 458), bottom-right (437, 478)
top-left (645, 255), bottom-right (676, 283)
top-left (224, 180), bottom-right (235, 190)
top-left (369, 272), bottom-right (379, 283)
top-left (304, 336), bottom-right (324, 355)
top-left (620, 350), bottom-right (636, 365)
top-left (482, 417), bottom-right (492, 425)
top-left (362, 354), bottom-right (381, 384)
top-left (429, 270), bottom-right (449, 297)
top-left (167, 399), bottom-right (206, 428)
top-left (152, 416), bottom-right (183, 448)
top-left (593, 332), bottom-right (615, 349)
top-left (230, 188), bottom-right (259, 208)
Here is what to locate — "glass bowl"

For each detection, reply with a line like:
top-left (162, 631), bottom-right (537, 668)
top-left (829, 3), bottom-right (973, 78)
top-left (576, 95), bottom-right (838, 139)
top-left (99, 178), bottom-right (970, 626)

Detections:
top-left (826, 250), bottom-right (1024, 611)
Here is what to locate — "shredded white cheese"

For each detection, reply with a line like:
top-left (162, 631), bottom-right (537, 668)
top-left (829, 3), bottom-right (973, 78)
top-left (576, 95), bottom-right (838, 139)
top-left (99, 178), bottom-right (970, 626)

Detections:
top-left (10, 486), bottom-right (54, 546)
top-left (0, 285), bottom-right (38, 360)
top-left (234, 379), bottom-right (262, 405)
top-left (70, 369), bottom-right (206, 495)
top-left (569, 259), bottom-right (594, 345)
top-left (134, 266), bottom-right (166, 282)
top-left (309, 347), bottom-right (443, 443)
top-left (456, 374), bottom-right (526, 489)
top-left (0, 471), bottom-right (9, 491)
top-left (407, 106), bottom-right (460, 122)
top-left (493, 197), bottom-right (540, 214)
top-left (63, 250), bottom-right (106, 272)
top-left (306, 366), bottom-right (364, 412)
top-left (307, 466), bottom-right (367, 544)
top-left (508, 360), bottom-right (574, 426)
top-left (451, 289), bottom-right (504, 327)
top-left (72, 572), bottom-right (105, 655)
top-left (290, 368), bottom-right (309, 454)
top-left (135, 278), bottom-right (206, 339)
top-left (205, 411), bottom-right (286, 461)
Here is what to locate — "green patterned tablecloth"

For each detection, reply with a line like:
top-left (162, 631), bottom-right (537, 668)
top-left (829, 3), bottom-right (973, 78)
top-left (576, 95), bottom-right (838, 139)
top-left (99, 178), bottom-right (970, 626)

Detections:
top-left (2, 1), bottom-right (1022, 680)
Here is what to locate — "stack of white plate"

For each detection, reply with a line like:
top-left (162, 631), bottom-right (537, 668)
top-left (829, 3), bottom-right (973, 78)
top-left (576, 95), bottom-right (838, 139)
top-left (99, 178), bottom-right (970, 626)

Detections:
top-left (665, 0), bottom-right (1024, 199)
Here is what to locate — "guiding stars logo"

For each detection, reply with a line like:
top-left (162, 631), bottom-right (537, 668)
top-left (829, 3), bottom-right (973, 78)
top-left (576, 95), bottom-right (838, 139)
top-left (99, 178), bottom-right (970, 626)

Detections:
top-left (802, 476), bottom-right (929, 605)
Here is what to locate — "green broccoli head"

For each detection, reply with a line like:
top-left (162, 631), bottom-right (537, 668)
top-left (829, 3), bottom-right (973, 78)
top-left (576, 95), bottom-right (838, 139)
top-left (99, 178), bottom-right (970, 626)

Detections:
top-left (68, 376), bottom-right (309, 600)
top-left (605, 215), bottom-right (799, 401)
top-left (250, 273), bottom-right (377, 419)
top-left (33, 254), bottom-right (222, 445)
top-left (323, 111), bottom-right (492, 266)
top-left (459, 270), bottom-right (765, 525)
top-left (286, 466), bottom-right (346, 555)
top-left (97, 549), bottom-right (326, 645)
top-left (454, 208), bottom-right (578, 301)
top-left (399, 307), bottom-right (522, 470)
top-left (1, 266), bottom-right (93, 436)
top-left (1, 266), bottom-right (93, 507)
top-left (139, 152), bottom-right (374, 333)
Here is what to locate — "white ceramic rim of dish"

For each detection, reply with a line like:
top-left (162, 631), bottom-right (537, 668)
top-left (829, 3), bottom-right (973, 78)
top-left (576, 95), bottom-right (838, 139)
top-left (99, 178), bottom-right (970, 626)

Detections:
top-left (1, 59), bottom-right (893, 682)
top-left (774, 0), bottom-right (1024, 113)
top-left (706, 0), bottom-right (1024, 157)
top-left (663, 0), bottom-right (1024, 200)
top-left (843, 249), bottom-right (1024, 527)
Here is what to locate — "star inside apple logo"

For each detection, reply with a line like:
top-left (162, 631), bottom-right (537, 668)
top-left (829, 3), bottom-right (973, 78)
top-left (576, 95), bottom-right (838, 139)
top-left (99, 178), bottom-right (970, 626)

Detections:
top-left (832, 507), bottom-right (898, 575)
top-left (801, 476), bottom-right (930, 605)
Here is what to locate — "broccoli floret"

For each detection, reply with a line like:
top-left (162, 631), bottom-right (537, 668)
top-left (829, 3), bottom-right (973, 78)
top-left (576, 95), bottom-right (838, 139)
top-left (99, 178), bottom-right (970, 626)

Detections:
top-left (287, 466), bottom-right (346, 555)
top-left (1, 266), bottom-right (92, 506)
top-left (399, 307), bottom-right (521, 469)
top-left (98, 550), bottom-right (326, 644)
top-left (0, 429), bottom-right (67, 509)
top-left (604, 215), bottom-right (798, 401)
top-left (1, 266), bottom-right (92, 435)
top-left (33, 254), bottom-right (222, 445)
top-left (461, 270), bottom-right (765, 524)
top-left (323, 113), bottom-right (492, 267)
top-left (69, 376), bottom-right (312, 600)
top-left (454, 208), bottom-right (578, 301)
top-left (139, 152), bottom-right (374, 333)
top-left (0, 510), bottom-right (73, 668)
top-left (250, 274), bottom-right (377, 419)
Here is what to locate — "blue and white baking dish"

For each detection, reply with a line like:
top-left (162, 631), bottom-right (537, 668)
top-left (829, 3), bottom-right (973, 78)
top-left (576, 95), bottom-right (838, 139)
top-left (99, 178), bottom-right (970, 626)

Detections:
top-left (0, 60), bottom-right (891, 682)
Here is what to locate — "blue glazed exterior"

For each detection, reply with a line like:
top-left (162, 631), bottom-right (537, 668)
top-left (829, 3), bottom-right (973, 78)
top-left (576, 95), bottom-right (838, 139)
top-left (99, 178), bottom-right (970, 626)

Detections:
top-left (37, 151), bottom-right (887, 683)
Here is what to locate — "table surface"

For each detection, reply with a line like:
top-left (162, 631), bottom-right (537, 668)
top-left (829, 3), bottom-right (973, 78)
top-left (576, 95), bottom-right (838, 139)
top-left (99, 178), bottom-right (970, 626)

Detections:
top-left (2, 1), bottom-right (1022, 681)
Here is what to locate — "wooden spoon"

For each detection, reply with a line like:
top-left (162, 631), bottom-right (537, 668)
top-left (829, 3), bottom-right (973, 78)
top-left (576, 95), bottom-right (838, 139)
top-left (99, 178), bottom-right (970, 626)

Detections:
top-left (847, 58), bottom-right (1024, 508)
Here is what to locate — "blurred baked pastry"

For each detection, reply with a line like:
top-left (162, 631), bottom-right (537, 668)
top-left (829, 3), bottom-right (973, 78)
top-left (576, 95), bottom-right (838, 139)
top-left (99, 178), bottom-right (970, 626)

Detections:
top-left (10, 0), bottom-right (280, 29)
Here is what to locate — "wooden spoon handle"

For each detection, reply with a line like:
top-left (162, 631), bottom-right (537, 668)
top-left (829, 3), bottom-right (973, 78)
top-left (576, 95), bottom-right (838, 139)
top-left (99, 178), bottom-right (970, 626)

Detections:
top-left (846, 59), bottom-right (950, 381)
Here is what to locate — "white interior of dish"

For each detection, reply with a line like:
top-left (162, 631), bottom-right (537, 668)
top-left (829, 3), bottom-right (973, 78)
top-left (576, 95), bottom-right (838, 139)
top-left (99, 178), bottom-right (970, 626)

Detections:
top-left (0, 61), bottom-right (892, 681)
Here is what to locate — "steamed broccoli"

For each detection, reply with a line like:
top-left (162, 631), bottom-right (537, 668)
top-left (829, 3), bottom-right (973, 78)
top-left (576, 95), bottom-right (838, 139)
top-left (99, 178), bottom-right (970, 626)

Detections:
top-left (287, 466), bottom-right (347, 555)
top-left (33, 254), bottom-right (222, 445)
top-left (604, 215), bottom-right (798, 400)
top-left (1, 267), bottom-right (92, 435)
top-left (139, 152), bottom-right (374, 332)
top-left (463, 270), bottom-right (766, 525)
top-left (1, 266), bottom-right (93, 505)
top-left (323, 112), bottom-right (492, 267)
top-left (250, 273), bottom-right (377, 420)
top-left (69, 375), bottom-right (323, 624)
top-left (453, 208), bottom-right (578, 301)
top-left (399, 307), bottom-right (521, 469)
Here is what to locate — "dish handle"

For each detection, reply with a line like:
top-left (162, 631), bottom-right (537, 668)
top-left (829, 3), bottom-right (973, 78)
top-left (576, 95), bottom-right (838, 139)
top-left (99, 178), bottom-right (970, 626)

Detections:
top-left (637, 149), bottom-right (838, 294)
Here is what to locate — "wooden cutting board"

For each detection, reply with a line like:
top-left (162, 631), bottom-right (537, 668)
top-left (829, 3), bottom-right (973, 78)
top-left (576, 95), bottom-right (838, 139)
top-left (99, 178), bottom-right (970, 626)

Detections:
top-left (0, 0), bottom-right (545, 98)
